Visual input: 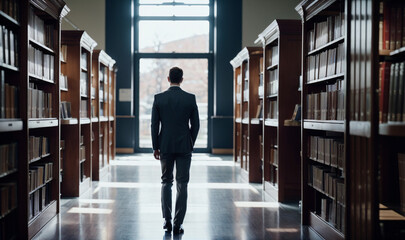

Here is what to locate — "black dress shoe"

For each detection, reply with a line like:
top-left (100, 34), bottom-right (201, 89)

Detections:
top-left (173, 225), bottom-right (184, 235)
top-left (163, 220), bottom-right (172, 232)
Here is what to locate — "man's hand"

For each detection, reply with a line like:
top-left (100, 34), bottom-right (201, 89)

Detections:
top-left (153, 149), bottom-right (160, 160)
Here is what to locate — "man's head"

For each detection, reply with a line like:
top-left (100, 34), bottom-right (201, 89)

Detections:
top-left (168, 67), bottom-right (183, 84)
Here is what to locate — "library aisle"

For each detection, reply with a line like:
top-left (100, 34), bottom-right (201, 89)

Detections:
top-left (33, 154), bottom-right (320, 240)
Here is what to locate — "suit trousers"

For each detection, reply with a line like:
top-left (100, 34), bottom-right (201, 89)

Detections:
top-left (160, 152), bottom-right (192, 226)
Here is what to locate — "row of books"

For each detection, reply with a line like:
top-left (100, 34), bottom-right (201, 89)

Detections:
top-left (309, 164), bottom-right (345, 204)
top-left (99, 67), bottom-right (108, 82)
top-left (399, 153), bottom-right (405, 213)
top-left (266, 45), bottom-right (278, 67)
top-left (307, 43), bottom-right (345, 82)
top-left (80, 146), bottom-right (86, 161)
top-left (0, 182), bottom-right (17, 217)
top-left (308, 136), bottom-right (344, 169)
top-left (379, 62), bottom-right (405, 123)
top-left (28, 44), bottom-right (55, 81)
top-left (80, 71), bottom-right (89, 96)
top-left (379, 2), bottom-right (405, 51)
top-left (60, 74), bottom-right (68, 90)
top-left (258, 73), bottom-right (264, 98)
top-left (0, 143), bottom-right (17, 175)
top-left (267, 69), bottom-right (279, 96)
top-left (28, 136), bottom-right (49, 161)
top-left (0, 70), bottom-right (18, 118)
top-left (80, 100), bottom-right (88, 118)
top-left (28, 162), bottom-right (53, 193)
top-left (266, 100), bottom-right (278, 119)
top-left (319, 198), bottom-right (345, 233)
top-left (307, 13), bottom-right (345, 51)
top-left (28, 184), bottom-right (50, 220)
top-left (60, 45), bottom-right (67, 62)
top-left (0, 25), bottom-right (17, 68)
top-left (60, 101), bottom-right (72, 119)
top-left (0, 0), bottom-right (19, 21)
top-left (306, 79), bottom-right (345, 121)
top-left (269, 147), bottom-right (278, 166)
top-left (28, 84), bottom-right (53, 119)
top-left (28, 7), bottom-right (54, 48)
top-left (81, 51), bottom-right (88, 70)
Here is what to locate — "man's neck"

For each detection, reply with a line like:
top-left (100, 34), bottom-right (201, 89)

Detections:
top-left (170, 84), bottom-right (181, 87)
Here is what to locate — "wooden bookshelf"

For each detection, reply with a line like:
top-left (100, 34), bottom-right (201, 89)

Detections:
top-left (375, 1), bottom-right (405, 239)
top-left (296, 0), bottom-right (347, 239)
top-left (91, 50), bottom-right (115, 181)
top-left (255, 20), bottom-right (302, 202)
top-left (60, 30), bottom-right (96, 197)
top-left (231, 47), bottom-right (263, 183)
top-left (1, 0), bottom-right (70, 239)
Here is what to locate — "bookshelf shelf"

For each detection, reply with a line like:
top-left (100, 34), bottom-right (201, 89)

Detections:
top-left (306, 73), bottom-right (345, 85)
top-left (379, 49), bottom-right (391, 56)
top-left (60, 87), bottom-right (68, 92)
top-left (28, 118), bottom-right (58, 129)
top-left (0, 62), bottom-right (19, 72)
top-left (0, 207), bottom-right (17, 220)
top-left (264, 118), bottom-right (278, 127)
top-left (309, 212), bottom-right (344, 240)
top-left (80, 118), bottom-right (91, 124)
top-left (266, 63), bottom-right (278, 71)
top-left (250, 118), bottom-right (261, 125)
top-left (100, 116), bottom-right (108, 122)
top-left (61, 118), bottom-right (78, 125)
top-left (29, 153), bottom-right (51, 164)
top-left (266, 94), bottom-right (278, 99)
top-left (0, 119), bottom-right (23, 132)
top-left (307, 36), bottom-right (344, 56)
top-left (379, 123), bottom-right (405, 137)
top-left (29, 73), bottom-right (55, 84)
top-left (109, 116), bottom-right (114, 121)
top-left (81, 66), bottom-right (88, 72)
top-left (389, 46), bottom-right (405, 57)
top-left (242, 118), bottom-right (249, 124)
top-left (29, 39), bottom-right (55, 54)
top-left (303, 120), bottom-right (344, 132)
top-left (28, 200), bottom-right (57, 239)
top-left (28, 178), bottom-right (53, 195)
top-left (0, 169), bottom-right (17, 179)
top-left (91, 117), bottom-right (98, 122)
top-left (0, 10), bottom-right (19, 27)
top-left (235, 118), bottom-right (241, 123)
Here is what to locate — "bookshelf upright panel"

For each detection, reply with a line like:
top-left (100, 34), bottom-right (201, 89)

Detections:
top-left (60, 30), bottom-right (96, 197)
top-left (256, 19), bottom-right (302, 202)
top-left (231, 47), bottom-right (263, 183)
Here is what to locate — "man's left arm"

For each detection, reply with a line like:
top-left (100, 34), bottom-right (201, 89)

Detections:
top-left (190, 95), bottom-right (200, 147)
top-left (151, 95), bottom-right (160, 159)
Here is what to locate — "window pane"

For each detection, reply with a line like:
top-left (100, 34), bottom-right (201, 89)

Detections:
top-left (139, 5), bottom-right (209, 16)
top-left (139, 0), bottom-right (209, 4)
top-left (139, 21), bottom-right (209, 53)
top-left (139, 58), bottom-right (208, 148)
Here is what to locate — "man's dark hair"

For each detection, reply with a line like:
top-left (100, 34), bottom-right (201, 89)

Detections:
top-left (169, 67), bottom-right (183, 84)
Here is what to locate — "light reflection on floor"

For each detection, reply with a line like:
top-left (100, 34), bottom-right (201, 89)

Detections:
top-left (33, 154), bottom-right (321, 240)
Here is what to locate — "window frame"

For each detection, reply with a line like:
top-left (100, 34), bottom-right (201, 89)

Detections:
top-left (133, 0), bottom-right (214, 153)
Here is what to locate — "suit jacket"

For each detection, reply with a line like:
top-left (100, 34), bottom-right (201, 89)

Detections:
top-left (151, 86), bottom-right (200, 153)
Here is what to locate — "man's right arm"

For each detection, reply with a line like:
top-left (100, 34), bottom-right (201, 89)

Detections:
top-left (190, 95), bottom-right (200, 147)
top-left (151, 95), bottom-right (160, 152)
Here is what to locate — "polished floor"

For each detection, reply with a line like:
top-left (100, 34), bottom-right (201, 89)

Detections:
top-left (34, 154), bottom-right (322, 240)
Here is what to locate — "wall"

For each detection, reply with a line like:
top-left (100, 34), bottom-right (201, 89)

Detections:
top-left (242, 0), bottom-right (301, 47)
top-left (62, 0), bottom-right (106, 50)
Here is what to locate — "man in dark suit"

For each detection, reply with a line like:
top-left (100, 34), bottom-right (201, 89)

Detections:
top-left (151, 67), bottom-right (200, 235)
